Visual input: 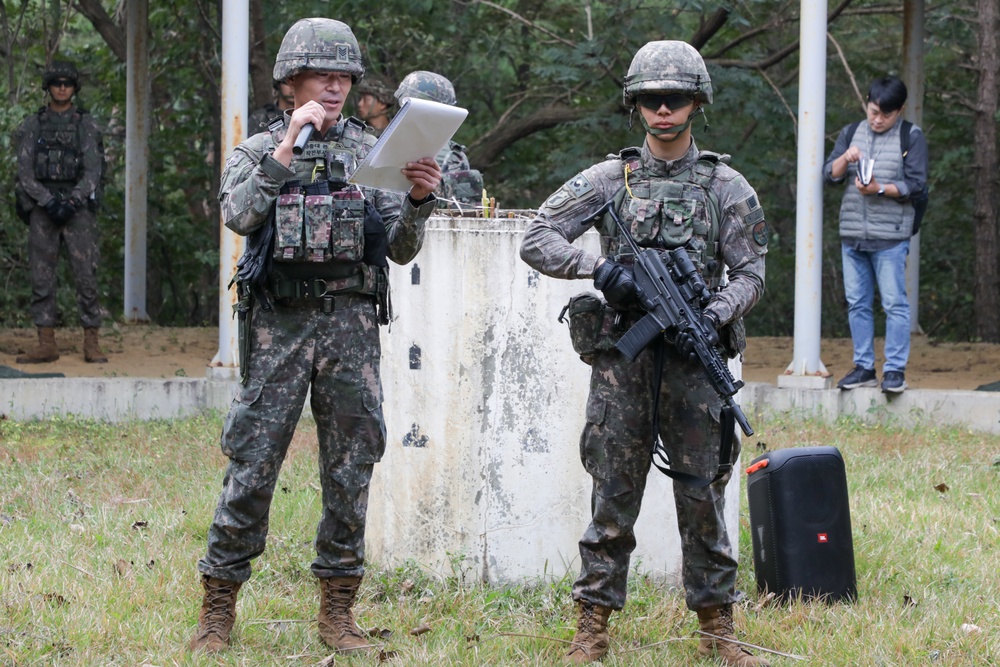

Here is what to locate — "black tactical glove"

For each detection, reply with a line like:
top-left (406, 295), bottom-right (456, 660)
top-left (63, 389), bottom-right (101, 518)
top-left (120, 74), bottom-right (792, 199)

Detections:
top-left (593, 258), bottom-right (642, 307)
top-left (43, 198), bottom-right (62, 220)
top-left (675, 314), bottom-right (720, 362)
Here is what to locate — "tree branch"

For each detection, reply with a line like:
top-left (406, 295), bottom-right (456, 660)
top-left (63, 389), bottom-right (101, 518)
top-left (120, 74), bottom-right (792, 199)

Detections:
top-left (467, 102), bottom-right (591, 170)
top-left (73, 0), bottom-right (125, 62)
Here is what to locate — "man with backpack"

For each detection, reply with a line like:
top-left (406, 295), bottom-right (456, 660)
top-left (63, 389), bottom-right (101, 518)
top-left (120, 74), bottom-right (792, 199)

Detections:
top-left (824, 75), bottom-right (928, 394)
top-left (14, 60), bottom-right (107, 364)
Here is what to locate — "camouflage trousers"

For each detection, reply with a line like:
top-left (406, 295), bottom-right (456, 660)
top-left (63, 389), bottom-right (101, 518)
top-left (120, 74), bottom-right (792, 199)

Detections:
top-left (27, 205), bottom-right (102, 328)
top-left (198, 295), bottom-right (386, 583)
top-left (572, 341), bottom-right (740, 612)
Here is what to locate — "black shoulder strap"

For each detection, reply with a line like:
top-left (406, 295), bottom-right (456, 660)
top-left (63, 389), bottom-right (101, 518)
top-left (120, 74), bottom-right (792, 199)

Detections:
top-left (900, 120), bottom-right (913, 156)
top-left (844, 120), bottom-right (862, 146)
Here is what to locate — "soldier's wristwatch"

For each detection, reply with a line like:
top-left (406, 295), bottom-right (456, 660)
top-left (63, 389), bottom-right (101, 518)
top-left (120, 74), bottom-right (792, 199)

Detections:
top-left (876, 187), bottom-right (885, 197)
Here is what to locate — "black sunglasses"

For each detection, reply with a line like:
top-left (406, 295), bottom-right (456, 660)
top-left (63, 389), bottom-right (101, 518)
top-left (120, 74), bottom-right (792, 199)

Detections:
top-left (636, 93), bottom-right (693, 111)
top-left (50, 79), bottom-right (75, 88)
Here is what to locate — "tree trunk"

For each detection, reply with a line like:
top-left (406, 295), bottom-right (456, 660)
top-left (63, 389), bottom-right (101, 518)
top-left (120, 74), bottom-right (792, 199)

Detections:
top-left (973, 0), bottom-right (1000, 342)
top-left (248, 0), bottom-right (270, 109)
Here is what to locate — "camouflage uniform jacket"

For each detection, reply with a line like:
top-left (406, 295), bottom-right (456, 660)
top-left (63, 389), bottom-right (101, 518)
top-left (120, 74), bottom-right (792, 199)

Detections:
top-left (16, 104), bottom-right (103, 207)
top-left (519, 139), bottom-right (766, 327)
top-left (246, 102), bottom-right (280, 137)
top-left (436, 140), bottom-right (470, 173)
top-left (219, 113), bottom-right (436, 275)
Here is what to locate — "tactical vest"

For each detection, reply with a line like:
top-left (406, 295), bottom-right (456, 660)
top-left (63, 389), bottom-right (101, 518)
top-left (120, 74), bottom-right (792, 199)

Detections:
top-left (33, 107), bottom-right (85, 183)
top-left (263, 117), bottom-right (371, 268)
top-left (601, 147), bottom-right (727, 290)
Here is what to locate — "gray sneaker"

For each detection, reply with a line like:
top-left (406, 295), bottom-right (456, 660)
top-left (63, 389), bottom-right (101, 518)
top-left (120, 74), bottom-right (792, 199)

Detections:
top-left (837, 366), bottom-right (878, 389)
top-left (881, 370), bottom-right (907, 393)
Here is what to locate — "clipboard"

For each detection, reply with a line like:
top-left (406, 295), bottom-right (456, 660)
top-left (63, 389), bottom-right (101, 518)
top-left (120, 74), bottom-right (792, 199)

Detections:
top-left (350, 97), bottom-right (469, 194)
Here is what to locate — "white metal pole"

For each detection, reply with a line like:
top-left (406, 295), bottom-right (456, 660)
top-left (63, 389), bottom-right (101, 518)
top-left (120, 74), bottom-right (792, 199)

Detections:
top-left (211, 0), bottom-right (249, 374)
top-left (124, 0), bottom-right (150, 322)
top-left (903, 0), bottom-right (925, 334)
top-left (781, 0), bottom-right (830, 387)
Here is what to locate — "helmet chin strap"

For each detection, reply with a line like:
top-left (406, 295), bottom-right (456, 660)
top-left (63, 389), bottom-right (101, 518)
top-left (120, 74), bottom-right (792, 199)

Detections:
top-left (640, 113), bottom-right (692, 140)
top-left (636, 106), bottom-right (707, 140)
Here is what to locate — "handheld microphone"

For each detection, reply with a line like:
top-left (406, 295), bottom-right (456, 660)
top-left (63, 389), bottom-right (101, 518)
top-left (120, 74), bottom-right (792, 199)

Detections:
top-left (292, 123), bottom-right (315, 155)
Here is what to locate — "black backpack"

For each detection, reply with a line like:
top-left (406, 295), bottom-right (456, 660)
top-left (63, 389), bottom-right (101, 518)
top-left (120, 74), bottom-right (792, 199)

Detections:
top-left (844, 119), bottom-right (929, 235)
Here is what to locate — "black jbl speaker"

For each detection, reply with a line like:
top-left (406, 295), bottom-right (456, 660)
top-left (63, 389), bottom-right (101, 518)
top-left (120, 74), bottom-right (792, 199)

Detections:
top-left (746, 446), bottom-right (857, 602)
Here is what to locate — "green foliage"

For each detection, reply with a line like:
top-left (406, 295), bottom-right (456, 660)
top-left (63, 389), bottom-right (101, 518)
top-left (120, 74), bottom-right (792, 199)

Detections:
top-left (0, 0), bottom-right (993, 339)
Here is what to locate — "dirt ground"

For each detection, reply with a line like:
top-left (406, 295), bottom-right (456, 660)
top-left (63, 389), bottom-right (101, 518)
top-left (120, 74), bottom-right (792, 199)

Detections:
top-left (1, 325), bottom-right (999, 390)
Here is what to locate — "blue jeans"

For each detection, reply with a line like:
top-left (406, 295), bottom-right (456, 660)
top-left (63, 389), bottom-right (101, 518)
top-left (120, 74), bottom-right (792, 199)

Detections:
top-left (842, 240), bottom-right (910, 373)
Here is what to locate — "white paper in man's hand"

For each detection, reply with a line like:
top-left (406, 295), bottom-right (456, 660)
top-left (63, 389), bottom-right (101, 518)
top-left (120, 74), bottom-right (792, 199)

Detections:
top-left (350, 97), bottom-right (468, 194)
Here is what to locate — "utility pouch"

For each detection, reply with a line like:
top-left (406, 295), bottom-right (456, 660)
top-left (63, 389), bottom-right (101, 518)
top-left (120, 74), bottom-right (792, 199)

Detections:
top-left (559, 291), bottom-right (621, 365)
top-left (330, 188), bottom-right (365, 262)
top-left (235, 284), bottom-right (254, 385)
top-left (274, 193), bottom-right (305, 261)
top-left (719, 317), bottom-right (747, 359)
top-left (304, 195), bottom-right (333, 262)
top-left (13, 182), bottom-right (34, 224)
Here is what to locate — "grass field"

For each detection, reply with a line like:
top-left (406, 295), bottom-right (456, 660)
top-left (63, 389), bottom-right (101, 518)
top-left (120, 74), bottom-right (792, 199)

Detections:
top-left (1, 413), bottom-right (998, 666)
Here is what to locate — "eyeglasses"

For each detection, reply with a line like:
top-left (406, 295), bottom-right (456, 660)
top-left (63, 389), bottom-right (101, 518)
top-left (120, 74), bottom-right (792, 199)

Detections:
top-left (50, 79), bottom-right (75, 88)
top-left (636, 93), bottom-right (693, 111)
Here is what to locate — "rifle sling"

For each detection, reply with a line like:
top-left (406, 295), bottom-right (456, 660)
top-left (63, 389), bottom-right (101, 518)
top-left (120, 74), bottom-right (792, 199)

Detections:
top-left (649, 337), bottom-right (734, 487)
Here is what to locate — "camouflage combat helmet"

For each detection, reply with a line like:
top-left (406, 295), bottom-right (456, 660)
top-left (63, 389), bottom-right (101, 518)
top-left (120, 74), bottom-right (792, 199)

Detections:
top-left (394, 71), bottom-right (457, 106)
top-left (43, 60), bottom-right (80, 91)
top-left (273, 18), bottom-right (365, 84)
top-left (622, 41), bottom-right (712, 107)
top-left (355, 73), bottom-right (396, 106)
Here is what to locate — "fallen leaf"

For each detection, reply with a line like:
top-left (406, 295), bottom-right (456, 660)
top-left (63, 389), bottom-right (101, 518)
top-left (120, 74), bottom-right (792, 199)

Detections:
top-left (113, 559), bottom-right (132, 577)
top-left (903, 594), bottom-right (918, 608)
top-left (131, 520), bottom-right (148, 530)
top-left (960, 623), bottom-right (981, 634)
top-left (69, 524), bottom-right (84, 534)
top-left (400, 579), bottom-right (415, 593)
top-left (934, 483), bottom-right (949, 493)
top-left (377, 650), bottom-right (398, 662)
top-left (366, 627), bottom-right (393, 640)
top-left (753, 591), bottom-right (777, 612)
top-left (409, 623), bottom-right (432, 637)
top-left (43, 593), bottom-right (67, 606)
top-left (465, 633), bottom-right (480, 643)
top-left (755, 441), bottom-right (768, 452)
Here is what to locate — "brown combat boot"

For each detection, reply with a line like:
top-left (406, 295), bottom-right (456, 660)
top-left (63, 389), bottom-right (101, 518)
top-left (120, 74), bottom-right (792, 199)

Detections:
top-left (83, 327), bottom-right (107, 363)
top-left (565, 599), bottom-right (613, 664)
top-left (696, 604), bottom-right (770, 666)
top-left (189, 575), bottom-right (242, 653)
top-left (16, 327), bottom-right (59, 364)
top-left (317, 575), bottom-right (369, 652)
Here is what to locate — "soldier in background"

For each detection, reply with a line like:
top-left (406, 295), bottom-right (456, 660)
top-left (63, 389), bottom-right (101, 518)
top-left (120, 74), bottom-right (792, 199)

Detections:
top-left (520, 41), bottom-right (769, 665)
top-left (14, 60), bottom-right (107, 364)
top-left (393, 71), bottom-right (485, 207)
top-left (189, 18), bottom-right (440, 655)
top-left (247, 79), bottom-right (295, 136)
top-left (353, 73), bottom-right (395, 137)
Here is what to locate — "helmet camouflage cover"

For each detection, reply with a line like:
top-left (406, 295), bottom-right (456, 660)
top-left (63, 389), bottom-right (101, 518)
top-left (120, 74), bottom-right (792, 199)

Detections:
top-left (355, 73), bottom-right (397, 106)
top-left (273, 18), bottom-right (365, 83)
top-left (43, 60), bottom-right (80, 90)
top-left (622, 40), bottom-right (712, 107)
top-left (394, 71), bottom-right (457, 106)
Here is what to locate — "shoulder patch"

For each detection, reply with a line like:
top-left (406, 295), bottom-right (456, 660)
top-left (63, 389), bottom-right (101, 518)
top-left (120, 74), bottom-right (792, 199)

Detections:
top-left (566, 174), bottom-right (595, 199)
top-left (543, 173), bottom-right (595, 211)
top-left (752, 220), bottom-right (768, 246)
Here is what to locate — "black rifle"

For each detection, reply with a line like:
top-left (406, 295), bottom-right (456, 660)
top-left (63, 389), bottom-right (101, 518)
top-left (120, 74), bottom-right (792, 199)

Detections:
top-left (601, 198), bottom-right (754, 438)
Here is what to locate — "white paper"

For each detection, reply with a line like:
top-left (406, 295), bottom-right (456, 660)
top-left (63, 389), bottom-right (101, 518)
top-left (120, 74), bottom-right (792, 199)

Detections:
top-left (350, 97), bottom-right (469, 194)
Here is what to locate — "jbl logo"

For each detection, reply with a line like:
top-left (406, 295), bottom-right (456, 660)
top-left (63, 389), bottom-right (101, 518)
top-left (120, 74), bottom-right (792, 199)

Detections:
top-left (817, 533), bottom-right (829, 543)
